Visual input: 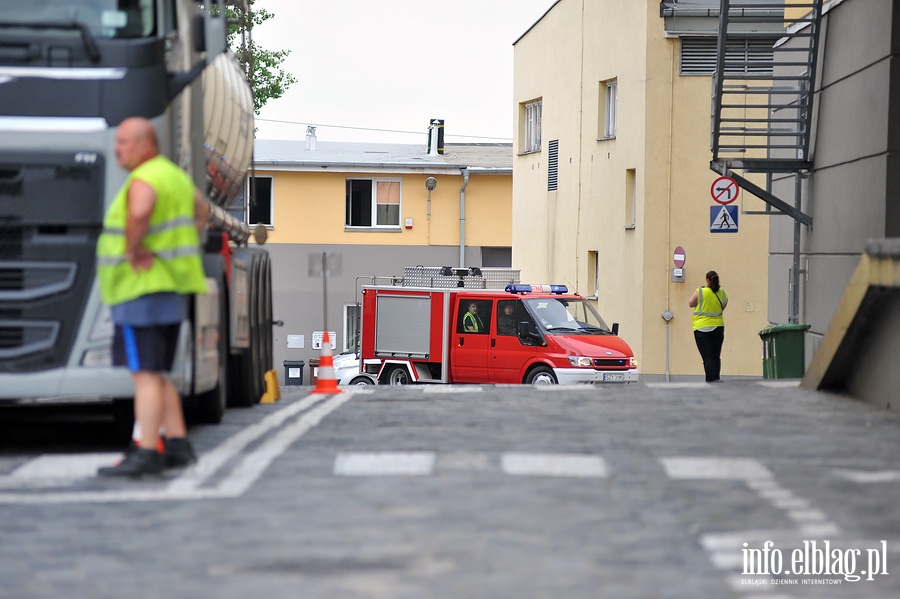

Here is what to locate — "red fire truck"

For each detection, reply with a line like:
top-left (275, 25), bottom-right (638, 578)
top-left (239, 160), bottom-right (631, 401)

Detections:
top-left (349, 281), bottom-right (639, 386)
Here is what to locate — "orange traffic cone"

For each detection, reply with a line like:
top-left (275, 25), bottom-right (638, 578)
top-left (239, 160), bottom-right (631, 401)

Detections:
top-left (310, 331), bottom-right (342, 394)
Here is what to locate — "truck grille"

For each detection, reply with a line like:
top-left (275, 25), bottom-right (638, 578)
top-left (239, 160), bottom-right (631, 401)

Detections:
top-left (0, 321), bottom-right (60, 359)
top-left (0, 262), bottom-right (77, 300)
top-left (0, 151), bottom-right (105, 372)
top-left (594, 358), bottom-right (629, 368)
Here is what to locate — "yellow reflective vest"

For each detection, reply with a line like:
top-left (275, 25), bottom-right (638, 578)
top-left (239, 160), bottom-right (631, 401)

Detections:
top-left (463, 311), bottom-right (484, 332)
top-left (692, 287), bottom-right (728, 330)
top-left (96, 155), bottom-right (207, 306)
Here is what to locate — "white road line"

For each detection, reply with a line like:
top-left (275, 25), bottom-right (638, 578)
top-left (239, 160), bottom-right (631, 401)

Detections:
top-left (646, 382), bottom-right (710, 389)
top-left (334, 451), bottom-right (436, 476)
top-left (501, 453), bottom-right (608, 478)
top-left (661, 457), bottom-right (773, 480)
top-left (0, 392), bottom-right (354, 504)
top-left (421, 386), bottom-right (483, 394)
top-left (167, 394), bottom-right (330, 494)
top-left (670, 458), bottom-right (846, 597)
top-left (758, 380), bottom-right (801, 388)
top-left (9, 453), bottom-right (120, 479)
top-left (832, 469), bottom-right (900, 483)
top-left (214, 393), bottom-right (355, 495)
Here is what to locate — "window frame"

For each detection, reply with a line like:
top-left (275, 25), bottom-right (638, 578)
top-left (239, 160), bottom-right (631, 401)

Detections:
top-left (600, 79), bottom-right (617, 140)
top-left (523, 99), bottom-right (542, 154)
top-left (247, 175), bottom-right (273, 228)
top-left (345, 177), bottom-right (403, 230)
top-left (587, 250), bottom-right (599, 299)
top-left (625, 168), bottom-right (636, 230)
top-left (343, 303), bottom-right (360, 353)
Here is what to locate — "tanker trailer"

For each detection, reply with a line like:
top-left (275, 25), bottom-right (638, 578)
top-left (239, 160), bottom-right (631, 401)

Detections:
top-left (0, 0), bottom-right (273, 424)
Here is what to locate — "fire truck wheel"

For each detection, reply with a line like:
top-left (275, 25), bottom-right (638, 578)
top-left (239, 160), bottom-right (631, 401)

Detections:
top-left (385, 365), bottom-right (411, 386)
top-left (526, 365), bottom-right (557, 385)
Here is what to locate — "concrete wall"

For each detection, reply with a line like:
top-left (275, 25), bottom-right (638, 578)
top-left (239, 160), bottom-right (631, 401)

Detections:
top-left (769, 0), bottom-right (900, 365)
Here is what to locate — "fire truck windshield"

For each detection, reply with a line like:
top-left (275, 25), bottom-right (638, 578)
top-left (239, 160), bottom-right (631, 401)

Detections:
top-left (524, 297), bottom-right (612, 334)
top-left (0, 0), bottom-right (156, 39)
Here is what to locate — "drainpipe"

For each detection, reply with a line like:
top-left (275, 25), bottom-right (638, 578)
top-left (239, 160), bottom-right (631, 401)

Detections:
top-left (459, 167), bottom-right (469, 268)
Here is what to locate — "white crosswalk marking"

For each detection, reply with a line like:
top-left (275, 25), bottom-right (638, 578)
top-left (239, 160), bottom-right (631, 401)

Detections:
top-left (334, 452), bottom-right (436, 476)
top-left (661, 457), bottom-right (773, 480)
top-left (10, 453), bottom-right (119, 479)
top-left (501, 453), bottom-right (608, 478)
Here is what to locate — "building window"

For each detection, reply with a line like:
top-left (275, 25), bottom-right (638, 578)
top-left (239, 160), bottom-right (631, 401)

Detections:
top-left (548, 140), bottom-right (559, 191)
top-left (248, 176), bottom-right (272, 226)
top-left (625, 168), bottom-right (636, 229)
top-left (587, 251), bottom-right (599, 298)
top-left (343, 304), bottom-right (360, 352)
top-left (522, 99), bottom-right (542, 153)
top-left (680, 37), bottom-right (774, 76)
top-left (345, 179), bottom-right (401, 228)
top-left (482, 247), bottom-right (512, 267)
top-left (600, 79), bottom-right (617, 139)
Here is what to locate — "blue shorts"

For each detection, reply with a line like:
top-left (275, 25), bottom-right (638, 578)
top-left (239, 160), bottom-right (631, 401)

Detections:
top-left (112, 324), bottom-right (181, 373)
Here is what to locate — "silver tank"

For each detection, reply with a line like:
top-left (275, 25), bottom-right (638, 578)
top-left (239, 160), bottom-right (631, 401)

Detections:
top-left (201, 51), bottom-right (254, 209)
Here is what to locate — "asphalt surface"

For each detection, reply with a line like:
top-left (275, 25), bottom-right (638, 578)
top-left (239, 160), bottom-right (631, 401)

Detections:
top-left (1, 378), bottom-right (899, 598)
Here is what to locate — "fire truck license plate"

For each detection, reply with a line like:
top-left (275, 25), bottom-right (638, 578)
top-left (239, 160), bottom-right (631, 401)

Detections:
top-left (603, 373), bottom-right (625, 382)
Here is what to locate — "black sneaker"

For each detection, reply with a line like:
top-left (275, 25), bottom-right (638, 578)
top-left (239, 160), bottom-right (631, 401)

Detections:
top-left (163, 437), bottom-right (197, 468)
top-left (98, 447), bottom-right (164, 478)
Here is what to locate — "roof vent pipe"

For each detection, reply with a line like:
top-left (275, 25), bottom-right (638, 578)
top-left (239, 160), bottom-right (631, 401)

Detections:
top-left (427, 119), bottom-right (444, 155)
top-left (305, 125), bottom-right (317, 151)
top-left (428, 121), bottom-right (440, 156)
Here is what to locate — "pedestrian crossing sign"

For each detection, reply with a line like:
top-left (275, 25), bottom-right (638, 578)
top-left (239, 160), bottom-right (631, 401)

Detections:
top-left (710, 205), bottom-right (738, 233)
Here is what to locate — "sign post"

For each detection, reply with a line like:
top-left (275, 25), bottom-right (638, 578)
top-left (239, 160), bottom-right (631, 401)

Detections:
top-left (308, 252), bottom-right (343, 346)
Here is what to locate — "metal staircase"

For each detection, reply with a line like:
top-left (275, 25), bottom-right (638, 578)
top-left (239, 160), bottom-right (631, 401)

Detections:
top-left (709, 0), bottom-right (824, 226)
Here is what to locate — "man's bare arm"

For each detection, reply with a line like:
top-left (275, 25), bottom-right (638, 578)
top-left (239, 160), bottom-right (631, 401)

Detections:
top-left (125, 179), bottom-right (156, 269)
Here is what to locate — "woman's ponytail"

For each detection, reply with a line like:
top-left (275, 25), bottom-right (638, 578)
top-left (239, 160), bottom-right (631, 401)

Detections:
top-left (706, 270), bottom-right (720, 293)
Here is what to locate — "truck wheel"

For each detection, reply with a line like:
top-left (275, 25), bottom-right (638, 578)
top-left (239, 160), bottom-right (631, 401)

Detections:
top-left (228, 251), bottom-right (265, 407)
top-left (526, 365), bottom-right (557, 385)
top-left (260, 253), bottom-right (273, 373)
top-left (385, 365), bottom-right (411, 386)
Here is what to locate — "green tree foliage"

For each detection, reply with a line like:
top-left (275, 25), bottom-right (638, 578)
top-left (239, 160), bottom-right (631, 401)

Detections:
top-left (227, 1), bottom-right (297, 115)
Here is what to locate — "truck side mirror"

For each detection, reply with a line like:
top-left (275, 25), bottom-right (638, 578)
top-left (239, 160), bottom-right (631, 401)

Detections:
top-left (193, 8), bottom-right (227, 56)
top-left (611, 322), bottom-right (619, 336)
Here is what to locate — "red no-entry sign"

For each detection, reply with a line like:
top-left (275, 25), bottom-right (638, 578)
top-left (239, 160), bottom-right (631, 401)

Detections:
top-left (711, 176), bottom-right (739, 205)
top-left (673, 246), bottom-right (685, 268)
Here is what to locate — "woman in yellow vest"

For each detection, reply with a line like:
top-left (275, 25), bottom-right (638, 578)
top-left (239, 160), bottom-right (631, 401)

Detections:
top-left (689, 270), bottom-right (728, 383)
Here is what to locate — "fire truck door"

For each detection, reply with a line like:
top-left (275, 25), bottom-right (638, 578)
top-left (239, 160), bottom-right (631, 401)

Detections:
top-left (491, 299), bottom-right (537, 383)
top-left (450, 297), bottom-right (492, 383)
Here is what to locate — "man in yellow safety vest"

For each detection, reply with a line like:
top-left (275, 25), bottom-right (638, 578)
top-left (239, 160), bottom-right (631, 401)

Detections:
top-left (96, 117), bottom-right (209, 478)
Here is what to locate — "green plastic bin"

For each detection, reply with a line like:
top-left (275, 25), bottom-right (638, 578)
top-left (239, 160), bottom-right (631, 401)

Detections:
top-left (759, 323), bottom-right (811, 379)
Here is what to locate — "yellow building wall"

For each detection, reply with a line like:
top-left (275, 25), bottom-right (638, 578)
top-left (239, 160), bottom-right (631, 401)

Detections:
top-left (514, 0), bottom-right (770, 377)
top-left (512, 0), bottom-right (584, 285)
top-left (254, 169), bottom-right (511, 249)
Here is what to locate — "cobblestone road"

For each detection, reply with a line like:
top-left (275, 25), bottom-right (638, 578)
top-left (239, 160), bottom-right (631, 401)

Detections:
top-left (1, 380), bottom-right (899, 598)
